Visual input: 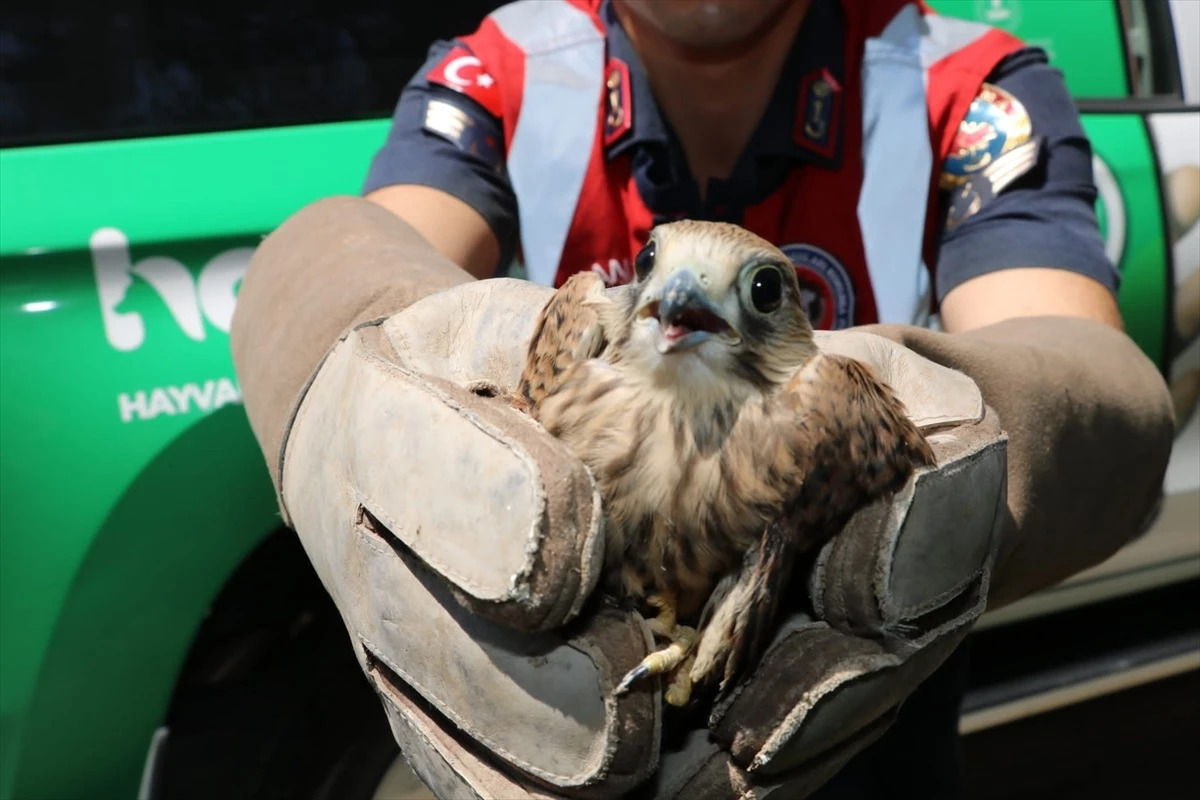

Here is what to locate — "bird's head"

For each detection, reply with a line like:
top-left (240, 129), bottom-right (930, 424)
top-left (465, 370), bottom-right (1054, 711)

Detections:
top-left (617, 220), bottom-right (818, 395)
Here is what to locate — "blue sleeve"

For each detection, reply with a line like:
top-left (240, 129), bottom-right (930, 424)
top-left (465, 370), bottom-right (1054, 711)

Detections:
top-left (933, 48), bottom-right (1120, 303)
top-left (361, 39), bottom-right (519, 273)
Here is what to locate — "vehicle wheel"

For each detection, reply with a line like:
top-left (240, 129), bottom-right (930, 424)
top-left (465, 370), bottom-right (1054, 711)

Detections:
top-left (151, 531), bottom-right (413, 800)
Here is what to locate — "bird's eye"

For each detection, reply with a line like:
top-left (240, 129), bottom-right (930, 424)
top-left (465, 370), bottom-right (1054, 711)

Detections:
top-left (745, 264), bottom-right (784, 314)
top-left (634, 239), bottom-right (656, 281)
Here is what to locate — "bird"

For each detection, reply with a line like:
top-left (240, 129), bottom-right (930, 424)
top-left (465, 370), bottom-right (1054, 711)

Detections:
top-left (508, 220), bottom-right (936, 707)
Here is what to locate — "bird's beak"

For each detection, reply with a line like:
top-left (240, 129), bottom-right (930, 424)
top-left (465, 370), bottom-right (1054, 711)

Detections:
top-left (639, 268), bottom-right (738, 354)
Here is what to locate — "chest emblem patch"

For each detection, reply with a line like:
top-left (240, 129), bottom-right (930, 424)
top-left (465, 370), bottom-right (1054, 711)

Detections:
top-left (780, 243), bottom-right (855, 330)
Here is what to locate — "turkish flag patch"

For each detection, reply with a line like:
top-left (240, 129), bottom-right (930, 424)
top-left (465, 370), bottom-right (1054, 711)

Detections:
top-left (426, 46), bottom-right (503, 118)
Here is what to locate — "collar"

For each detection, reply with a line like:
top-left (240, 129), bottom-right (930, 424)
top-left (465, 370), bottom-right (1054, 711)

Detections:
top-left (600, 0), bottom-right (845, 170)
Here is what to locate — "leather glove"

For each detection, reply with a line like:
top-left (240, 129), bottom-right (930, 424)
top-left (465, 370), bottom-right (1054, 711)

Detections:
top-left (233, 197), bottom-right (1170, 799)
top-left (270, 272), bottom-right (1006, 800)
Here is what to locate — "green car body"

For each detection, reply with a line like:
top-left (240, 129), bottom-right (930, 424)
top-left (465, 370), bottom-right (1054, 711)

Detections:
top-left (2, 2), bottom-right (1197, 798)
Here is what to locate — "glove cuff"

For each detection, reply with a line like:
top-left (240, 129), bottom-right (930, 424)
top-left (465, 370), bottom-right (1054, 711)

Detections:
top-left (693, 339), bottom-right (1009, 787)
top-left (231, 196), bottom-right (474, 521)
top-left (861, 316), bottom-right (1175, 608)
top-left (282, 322), bottom-right (606, 632)
top-left (809, 405), bottom-right (1008, 635)
top-left (281, 324), bottom-right (662, 792)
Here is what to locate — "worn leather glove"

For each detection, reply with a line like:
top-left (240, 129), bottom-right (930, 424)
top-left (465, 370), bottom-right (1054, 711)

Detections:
top-left (242, 234), bottom-right (1005, 798)
top-left (283, 279), bottom-right (1004, 798)
top-left (233, 197), bottom-right (1170, 800)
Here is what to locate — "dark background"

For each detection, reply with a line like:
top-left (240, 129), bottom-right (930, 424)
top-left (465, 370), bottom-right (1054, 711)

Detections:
top-left (0, 0), bottom-right (506, 148)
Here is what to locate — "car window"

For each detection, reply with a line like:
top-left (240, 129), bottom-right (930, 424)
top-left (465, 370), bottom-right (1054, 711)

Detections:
top-left (0, 0), bottom-right (504, 149)
top-left (1119, 0), bottom-right (1184, 100)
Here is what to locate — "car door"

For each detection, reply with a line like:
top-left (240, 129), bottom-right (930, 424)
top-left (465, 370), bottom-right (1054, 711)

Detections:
top-left (0, 4), bottom-right (497, 797)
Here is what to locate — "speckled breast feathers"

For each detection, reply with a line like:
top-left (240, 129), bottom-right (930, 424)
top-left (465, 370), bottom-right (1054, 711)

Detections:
top-left (508, 220), bottom-right (935, 702)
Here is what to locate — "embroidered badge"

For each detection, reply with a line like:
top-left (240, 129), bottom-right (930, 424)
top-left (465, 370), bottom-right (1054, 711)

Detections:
top-left (944, 136), bottom-right (1043, 230)
top-left (794, 68), bottom-right (842, 160)
top-left (422, 98), bottom-right (504, 173)
top-left (425, 46), bottom-right (503, 118)
top-left (940, 82), bottom-right (1033, 191)
top-left (604, 58), bottom-right (633, 148)
top-left (780, 243), bottom-right (855, 330)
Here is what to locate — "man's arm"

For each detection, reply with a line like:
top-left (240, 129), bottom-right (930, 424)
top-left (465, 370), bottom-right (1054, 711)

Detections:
top-left (232, 35), bottom-right (524, 501)
top-left (865, 48), bottom-right (1175, 609)
top-left (360, 39), bottom-right (518, 281)
top-left (365, 184), bottom-right (500, 280)
top-left (931, 45), bottom-right (1126, 333)
top-left (939, 267), bottom-right (1125, 333)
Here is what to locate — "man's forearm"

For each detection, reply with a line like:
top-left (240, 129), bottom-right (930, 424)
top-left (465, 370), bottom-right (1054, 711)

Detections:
top-left (230, 195), bottom-right (473, 506)
top-left (863, 316), bottom-right (1176, 609)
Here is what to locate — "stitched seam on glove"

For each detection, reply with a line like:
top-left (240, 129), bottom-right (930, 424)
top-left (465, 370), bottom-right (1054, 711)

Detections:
top-left (369, 672), bottom-right (488, 800)
top-left (705, 619), bottom-right (827, 731)
top-left (275, 334), bottom-right (350, 528)
top-left (749, 654), bottom-right (901, 772)
top-left (351, 515), bottom-right (653, 788)
top-left (875, 434), bottom-right (1007, 622)
top-left (564, 484), bottom-right (608, 624)
top-left (884, 569), bottom-right (987, 631)
top-left (885, 575), bottom-right (988, 651)
top-left (355, 340), bottom-right (552, 605)
top-left (563, 618), bottom-right (662, 785)
top-left (356, 491), bottom-right (529, 604)
top-left (359, 633), bottom-right (613, 787)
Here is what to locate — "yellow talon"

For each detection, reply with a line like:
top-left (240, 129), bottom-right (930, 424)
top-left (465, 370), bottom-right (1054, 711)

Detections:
top-left (614, 590), bottom-right (701, 698)
top-left (645, 640), bottom-right (690, 673)
top-left (614, 626), bottom-right (697, 696)
top-left (664, 654), bottom-right (695, 707)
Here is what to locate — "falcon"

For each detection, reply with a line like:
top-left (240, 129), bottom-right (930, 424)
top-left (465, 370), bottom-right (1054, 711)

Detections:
top-left (510, 220), bottom-right (936, 707)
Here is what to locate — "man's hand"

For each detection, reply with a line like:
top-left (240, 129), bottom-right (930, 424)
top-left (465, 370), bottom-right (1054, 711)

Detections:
top-left (233, 197), bottom-right (1169, 799)
top-left (291, 282), bottom-right (1004, 799)
top-left (234, 202), bottom-right (1007, 799)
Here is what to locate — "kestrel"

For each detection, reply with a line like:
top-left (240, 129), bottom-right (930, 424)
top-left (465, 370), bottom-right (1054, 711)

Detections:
top-left (510, 221), bottom-right (936, 706)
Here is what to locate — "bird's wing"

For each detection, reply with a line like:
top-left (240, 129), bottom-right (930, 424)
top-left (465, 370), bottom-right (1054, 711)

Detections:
top-left (690, 352), bottom-right (936, 696)
top-left (510, 271), bottom-right (613, 416)
top-left (690, 515), bottom-right (800, 695)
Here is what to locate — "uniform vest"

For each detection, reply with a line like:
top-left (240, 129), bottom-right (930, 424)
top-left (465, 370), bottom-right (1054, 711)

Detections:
top-left (432, 0), bottom-right (1025, 328)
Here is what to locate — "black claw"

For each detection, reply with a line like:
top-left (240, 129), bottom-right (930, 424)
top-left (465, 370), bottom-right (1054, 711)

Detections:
top-left (614, 663), bottom-right (651, 695)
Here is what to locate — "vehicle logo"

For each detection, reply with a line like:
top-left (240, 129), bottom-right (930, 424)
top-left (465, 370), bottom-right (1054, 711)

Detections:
top-left (92, 227), bottom-right (251, 352)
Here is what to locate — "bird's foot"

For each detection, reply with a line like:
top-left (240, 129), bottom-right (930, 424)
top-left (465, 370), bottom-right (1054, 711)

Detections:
top-left (614, 624), bottom-right (697, 697)
top-left (663, 653), bottom-right (696, 707)
top-left (645, 613), bottom-right (680, 639)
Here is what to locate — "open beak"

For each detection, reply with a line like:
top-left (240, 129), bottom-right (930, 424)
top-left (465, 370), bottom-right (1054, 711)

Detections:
top-left (638, 269), bottom-right (738, 354)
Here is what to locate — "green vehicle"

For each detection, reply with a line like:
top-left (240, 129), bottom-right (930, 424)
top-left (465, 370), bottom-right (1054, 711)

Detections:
top-left (2, 2), bottom-right (1197, 798)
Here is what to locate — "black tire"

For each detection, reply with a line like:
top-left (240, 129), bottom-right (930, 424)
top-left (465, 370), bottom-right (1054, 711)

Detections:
top-left (152, 531), bottom-right (402, 800)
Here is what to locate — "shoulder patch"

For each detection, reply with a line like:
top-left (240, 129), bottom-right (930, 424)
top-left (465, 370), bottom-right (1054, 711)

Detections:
top-left (425, 45), bottom-right (504, 119)
top-left (944, 136), bottom-right (1043, 230)
top-left (793, 68), bottom-right (842, 162)
top-left (421, 97), bottom-right (505, 174)
top-left (939, 83), bottom-right (1033, 191)
top-left (603, 58), bottom-right (633, 148)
